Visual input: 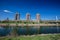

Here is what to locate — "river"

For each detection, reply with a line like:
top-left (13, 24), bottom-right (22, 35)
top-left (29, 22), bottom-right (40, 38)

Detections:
top-left (0, 26), bottom-right (60, 36)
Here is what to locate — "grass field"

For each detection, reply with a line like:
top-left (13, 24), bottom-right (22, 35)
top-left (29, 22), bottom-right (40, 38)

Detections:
top-left (0, 34), bottom-right (60, 40)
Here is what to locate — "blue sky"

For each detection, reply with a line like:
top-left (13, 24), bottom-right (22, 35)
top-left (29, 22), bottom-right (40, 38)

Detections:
top-left (0, 0), bottom-right (60, 20)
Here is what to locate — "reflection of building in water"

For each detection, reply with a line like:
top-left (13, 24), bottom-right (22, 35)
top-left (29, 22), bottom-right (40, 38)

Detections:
top-left (15, 12), bottom-right (20, 20)
top-left (26, 13), bottom-right (30, 21)
top-left (36, 13), bottom-right (40, 23)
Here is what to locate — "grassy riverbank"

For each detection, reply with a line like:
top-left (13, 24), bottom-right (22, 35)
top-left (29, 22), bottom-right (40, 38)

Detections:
top-left (0, 34), bottom-right (60, 40)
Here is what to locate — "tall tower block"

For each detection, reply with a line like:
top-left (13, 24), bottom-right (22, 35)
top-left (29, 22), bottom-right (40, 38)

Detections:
top-left (36, 13), bottom-right (40, 23)
top-left (26, 13), bottom-right (30, 21)
top-left (15, 12), bottom-right (20, 20)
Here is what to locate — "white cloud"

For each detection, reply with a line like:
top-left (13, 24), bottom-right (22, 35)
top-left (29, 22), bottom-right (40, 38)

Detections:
top-left (3, 10), bottom-right (13, 13)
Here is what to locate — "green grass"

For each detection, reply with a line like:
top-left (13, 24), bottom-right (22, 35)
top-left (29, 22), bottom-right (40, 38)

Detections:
top-left (0, 34), bottom-right (60, 40)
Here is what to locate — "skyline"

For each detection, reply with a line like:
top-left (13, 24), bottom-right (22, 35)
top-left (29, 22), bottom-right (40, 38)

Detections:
top-left (0, 0), bottom-right (60, 20)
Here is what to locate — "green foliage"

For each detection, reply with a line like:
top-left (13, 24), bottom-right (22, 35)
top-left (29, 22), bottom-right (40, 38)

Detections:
top-left (1, 21), bottom-right (9, 23)
top-left (0, 21), bottom-right (40, 24)
top-left (0, 34), bottom-right (60, 40)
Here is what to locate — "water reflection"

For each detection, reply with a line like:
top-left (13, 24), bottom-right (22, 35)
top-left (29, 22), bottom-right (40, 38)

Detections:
top-left (17, 27), bottom-right (38, 35)
top-left (17, 27), bottom-right (27, 35)
top-left (39, 26), bottom-right (60, 34)
top-left (0, 27), bottom-right (10, 36)
top-left (0, 26), bottom-right (60, 36)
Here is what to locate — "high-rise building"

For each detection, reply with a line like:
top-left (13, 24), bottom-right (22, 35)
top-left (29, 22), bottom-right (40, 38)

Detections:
top-left (5, 17), bottom-right (9, 21)
top-left (26, 13), bottom-right (30, 21)
top-left (36, 13), bottom-right (40, 23)
top-left (15, 12), bottom-right (20, 20)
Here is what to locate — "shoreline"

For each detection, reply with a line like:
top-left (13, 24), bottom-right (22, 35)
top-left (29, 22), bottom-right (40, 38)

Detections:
top-left (0, 24), bottom-right (60, 27)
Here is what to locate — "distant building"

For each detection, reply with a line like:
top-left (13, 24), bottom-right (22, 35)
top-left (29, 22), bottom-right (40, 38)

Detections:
top-left (6, 17), bottom-right (9, 21)
top-left (15, 12), bottom-right (20, 20)
top-left (26, 13), bottom-right (30, 21)
top-left (36, 13), bottom-right (40, 23)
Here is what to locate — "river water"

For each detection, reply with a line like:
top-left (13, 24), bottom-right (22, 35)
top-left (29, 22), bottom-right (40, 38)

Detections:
top-left (0, 26), bottom-right (60, 36)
